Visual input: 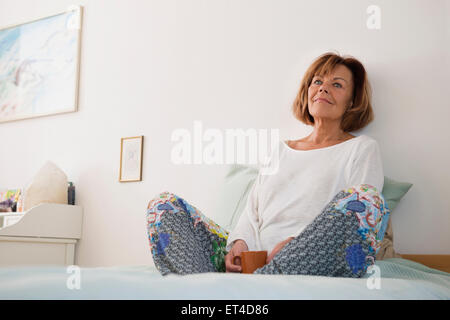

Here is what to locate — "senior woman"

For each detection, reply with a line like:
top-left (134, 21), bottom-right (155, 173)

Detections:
top-left (146, 52), bottom-right (390, 277)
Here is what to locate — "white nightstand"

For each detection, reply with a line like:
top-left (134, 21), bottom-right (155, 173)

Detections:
top-left (0, 212), bottom-right (25, 228)
top-left (0, 203), bottom-right (83, 266)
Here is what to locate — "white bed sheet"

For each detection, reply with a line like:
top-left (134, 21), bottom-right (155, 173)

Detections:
top-left (0, 258), bottom-right (448, 300)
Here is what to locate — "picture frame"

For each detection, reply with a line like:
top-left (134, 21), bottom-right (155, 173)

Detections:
top-left (119, 136), bottom-right (144, 182)
top-left (0, 5), bottom-right (83, 123)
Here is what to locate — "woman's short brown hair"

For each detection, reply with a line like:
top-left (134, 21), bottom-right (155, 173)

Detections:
top-left (292, 52), bottom-right (374, 132)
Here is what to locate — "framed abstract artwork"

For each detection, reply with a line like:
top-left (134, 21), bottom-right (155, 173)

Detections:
top-left (119, 136), bottom-right (144, 182)
top-left (0, 5), bottom-right (83, 123)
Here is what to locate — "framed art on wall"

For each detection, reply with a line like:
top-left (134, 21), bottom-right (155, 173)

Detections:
top-left (119, 136), bottom-right (144, 182)
top-left (0, 5), bottom-right (83, 123)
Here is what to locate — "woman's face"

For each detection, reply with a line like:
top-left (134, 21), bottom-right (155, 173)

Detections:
top-left (307, 64), bottom-right (354, 123)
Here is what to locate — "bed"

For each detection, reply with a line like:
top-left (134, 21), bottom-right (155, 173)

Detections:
top-left (0, 165), bottom-right (448, 300)
top-left (0, 257), bottom-right (449, 299)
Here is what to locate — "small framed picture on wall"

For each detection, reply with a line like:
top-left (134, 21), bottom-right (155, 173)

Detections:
top-left (119, 136), bottom-right (143, 182)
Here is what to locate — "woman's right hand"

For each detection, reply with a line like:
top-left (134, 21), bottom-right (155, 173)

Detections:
top-left (225, 240), bottom-right (248, 273)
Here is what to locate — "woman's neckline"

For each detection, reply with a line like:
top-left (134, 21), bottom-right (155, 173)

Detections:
top-left (283, 134), bottom-right (363, 152)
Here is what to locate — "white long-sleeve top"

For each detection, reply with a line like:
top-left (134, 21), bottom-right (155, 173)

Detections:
top-left (226, 134), bottom-right (384, 253)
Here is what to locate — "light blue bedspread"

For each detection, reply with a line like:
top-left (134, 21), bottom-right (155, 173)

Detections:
top-left (0, 258), bottom-right (448, 299)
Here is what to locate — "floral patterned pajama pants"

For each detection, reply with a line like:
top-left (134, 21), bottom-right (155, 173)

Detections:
top-left (146, 184), bottom-right (390, 277)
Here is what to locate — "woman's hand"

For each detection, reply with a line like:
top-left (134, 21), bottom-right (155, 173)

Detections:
top-left (225, 240), bottom-right (249, 273)
top-left (266, 237), bottom-right (294, 264)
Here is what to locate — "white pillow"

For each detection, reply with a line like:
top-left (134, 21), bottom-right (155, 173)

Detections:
top-left (23, 161), bottom-right (68, 211)
top-left (212, 164), bottom-right (259, 232)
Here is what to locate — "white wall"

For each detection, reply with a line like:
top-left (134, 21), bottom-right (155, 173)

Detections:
top-left (0, 0), bottom-right (448, 267)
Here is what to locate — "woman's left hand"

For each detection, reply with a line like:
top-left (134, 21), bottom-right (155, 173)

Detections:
top-left (266, 237), bottom-right (295, 264)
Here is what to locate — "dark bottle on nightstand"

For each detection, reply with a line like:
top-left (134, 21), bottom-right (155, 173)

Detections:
top-left (68, 182), bottom-right (75, 205)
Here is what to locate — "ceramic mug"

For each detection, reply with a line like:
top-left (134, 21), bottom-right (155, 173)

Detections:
top-left (233, 251), bottom-right (268, 274)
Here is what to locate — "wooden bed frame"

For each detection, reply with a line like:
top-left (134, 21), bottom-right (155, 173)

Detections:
top-left (400, 254), bottom-right (450, 273)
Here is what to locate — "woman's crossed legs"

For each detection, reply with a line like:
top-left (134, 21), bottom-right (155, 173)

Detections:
top-left (146, 184), bottom-right (390, 277)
